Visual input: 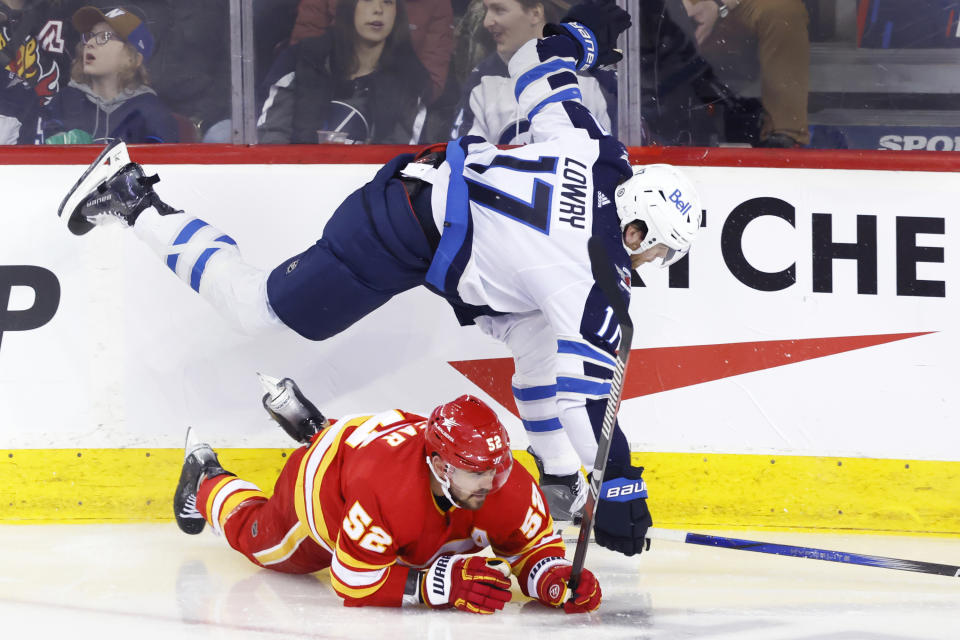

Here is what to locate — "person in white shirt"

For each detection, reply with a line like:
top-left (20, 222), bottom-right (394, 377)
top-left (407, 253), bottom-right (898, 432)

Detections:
top-left (450, 0), bottom-right (615, 144)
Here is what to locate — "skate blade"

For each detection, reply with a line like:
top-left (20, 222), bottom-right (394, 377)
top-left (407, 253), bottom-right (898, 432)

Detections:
top-left (183, 426), bottom-right (208, 461)
top-left (256, 372), bottom-right (284, 398)
top-left (57, 139), bottom-right (131, 236)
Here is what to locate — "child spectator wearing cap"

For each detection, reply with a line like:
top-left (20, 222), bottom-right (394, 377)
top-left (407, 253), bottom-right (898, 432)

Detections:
top-left (39, 5), bottom-right (178, 144)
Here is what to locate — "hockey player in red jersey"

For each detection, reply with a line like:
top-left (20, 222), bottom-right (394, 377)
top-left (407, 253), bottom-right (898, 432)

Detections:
top-left (173, 389), bottom-right (601, 613)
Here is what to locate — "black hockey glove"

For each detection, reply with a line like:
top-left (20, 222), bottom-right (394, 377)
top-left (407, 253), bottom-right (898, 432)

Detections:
top-left (544, 0), bottom-right (632, 69)
top-left (594, 463), bottom-right (652, 557)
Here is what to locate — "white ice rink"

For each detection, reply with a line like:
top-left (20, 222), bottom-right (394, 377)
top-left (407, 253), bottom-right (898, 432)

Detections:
top-left (1, 524), bottom-right (957, 639)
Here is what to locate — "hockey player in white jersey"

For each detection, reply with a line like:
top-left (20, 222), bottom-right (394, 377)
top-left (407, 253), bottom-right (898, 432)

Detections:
top-left (57, 0), bottom-right (701, 557)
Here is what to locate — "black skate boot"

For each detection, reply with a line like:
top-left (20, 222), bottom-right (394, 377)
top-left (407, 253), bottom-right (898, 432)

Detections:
top-left (58, 139), bottom-right (180, 236)
top-left (257, 373), bottom-right (326, 444)
top-left (527, 447), bottom-right (587, 523)
top-left (174, 427), bottom-right (232, 535)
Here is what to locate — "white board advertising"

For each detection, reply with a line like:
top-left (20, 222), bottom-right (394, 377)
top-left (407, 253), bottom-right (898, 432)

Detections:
top-left (0, 159), bottom-right (955, 462)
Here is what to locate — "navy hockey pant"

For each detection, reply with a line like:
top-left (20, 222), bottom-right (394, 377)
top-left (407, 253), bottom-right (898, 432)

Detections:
top-left (265, 155), bottom-right (435, 341)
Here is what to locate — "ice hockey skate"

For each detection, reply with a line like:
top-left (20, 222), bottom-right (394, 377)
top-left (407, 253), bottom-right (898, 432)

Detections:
top-left (58, 139), bottom-right (179, 236)
top-left (257, 373), bottom-right (327, 444)
top-left (174, 427), bottom-right (231, 535)
top-left (527, 447), bottom-right (587, 523)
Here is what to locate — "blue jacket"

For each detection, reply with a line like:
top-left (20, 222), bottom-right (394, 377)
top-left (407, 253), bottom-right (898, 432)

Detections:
top-left (40, 81), bottom-right (179, 143)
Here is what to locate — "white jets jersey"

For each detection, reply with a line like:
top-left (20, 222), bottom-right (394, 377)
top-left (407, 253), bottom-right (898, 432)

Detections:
top-left (426, 38), bottom-right (633, 324)
top-left (420, 35), bottom-right (636, 469)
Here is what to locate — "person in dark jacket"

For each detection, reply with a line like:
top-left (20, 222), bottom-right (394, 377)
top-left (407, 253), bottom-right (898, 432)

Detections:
top-left (71, 1), bottom-right (231, 139)
top-left (289, 0), bottom-right (453, 102)
top-left (0, 0), bottom-right (78, 144)
top-left (258, 0), bottom-right (431, 144)
top-left (40, 5), bottom-right (177, 143)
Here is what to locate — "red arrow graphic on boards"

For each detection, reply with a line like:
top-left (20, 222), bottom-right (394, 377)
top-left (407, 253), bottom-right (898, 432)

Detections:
top-left (449, 332), bottom-right (933, 418)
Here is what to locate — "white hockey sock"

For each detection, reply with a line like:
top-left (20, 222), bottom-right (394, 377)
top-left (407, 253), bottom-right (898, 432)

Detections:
top-left (134, 208), bottom-right (283, 335)
top-left (513, 383), bottom-right (581, 476)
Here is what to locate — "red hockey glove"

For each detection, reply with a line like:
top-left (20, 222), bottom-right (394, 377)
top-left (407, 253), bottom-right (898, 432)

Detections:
top-left (536, 561), bottom-right (602, 614)
top-left (421, 554), bottom-right (512, 614)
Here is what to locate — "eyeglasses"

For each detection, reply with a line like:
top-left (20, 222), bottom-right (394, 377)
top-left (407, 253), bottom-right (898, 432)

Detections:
top-left (81, 31), bottom-right (121, 46)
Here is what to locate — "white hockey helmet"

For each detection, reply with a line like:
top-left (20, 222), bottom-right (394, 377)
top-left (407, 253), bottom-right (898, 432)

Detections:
top-left (614, 164), bottom-right (702, 267)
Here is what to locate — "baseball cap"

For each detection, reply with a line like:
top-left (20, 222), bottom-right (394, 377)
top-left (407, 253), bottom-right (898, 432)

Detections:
top-left (72, 6), bottom-right (154, 62)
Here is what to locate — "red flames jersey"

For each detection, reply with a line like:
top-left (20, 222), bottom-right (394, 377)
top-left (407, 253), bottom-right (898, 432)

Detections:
top-left (293, 410), bottom-right (565, 606)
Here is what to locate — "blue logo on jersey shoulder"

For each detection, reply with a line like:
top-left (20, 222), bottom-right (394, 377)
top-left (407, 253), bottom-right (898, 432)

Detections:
top-left (601, 476), bottom-right (648, 502)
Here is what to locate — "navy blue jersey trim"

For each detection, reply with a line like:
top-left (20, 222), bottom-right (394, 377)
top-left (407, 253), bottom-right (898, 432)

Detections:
top-left (467, 155), bottom-right (558, 174)
top-left (562, 101), bottom-right (604, 139)
top-left (548, 71), bottom-right (578, 90)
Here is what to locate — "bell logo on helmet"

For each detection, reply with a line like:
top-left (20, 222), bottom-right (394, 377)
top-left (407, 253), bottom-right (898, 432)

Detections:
top-left (669, 189), bottom-right (692, 218)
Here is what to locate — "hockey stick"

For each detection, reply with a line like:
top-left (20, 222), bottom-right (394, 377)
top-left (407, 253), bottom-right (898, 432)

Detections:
top-left (646, 528), bottom-right (960, 578)
top-left (567, 236), bottom-right (634, 594)
top-left (560, 527), bottom-right (960, 578)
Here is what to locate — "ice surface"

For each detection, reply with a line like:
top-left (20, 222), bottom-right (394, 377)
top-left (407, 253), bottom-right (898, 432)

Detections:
top-left (1, 524), bottom-right (957, 639)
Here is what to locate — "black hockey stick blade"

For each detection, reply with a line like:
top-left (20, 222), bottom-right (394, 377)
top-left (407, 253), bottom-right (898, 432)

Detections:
top-left (568, 237), bottom-right (634, 595)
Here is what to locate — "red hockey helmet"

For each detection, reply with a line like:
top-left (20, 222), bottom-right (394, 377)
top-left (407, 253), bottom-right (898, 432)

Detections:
top-left (424, 395), bottom-right (513, 495)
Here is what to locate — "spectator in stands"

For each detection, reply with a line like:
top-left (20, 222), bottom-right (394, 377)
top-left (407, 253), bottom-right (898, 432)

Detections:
top-left (258, 0), bottom-right (431, 144)
top-left (40, 6), bottom-right (178, 143)
top-left (450, 0), bottom-right (614, 144)
top-left (681, 0), bottom-right (810, 147)
top-left (290, 0), bottom-right (453, 102)
top-left (0, 0), bottom-right (76, 144)
top-left (74, 2), bottom-right (231, 142)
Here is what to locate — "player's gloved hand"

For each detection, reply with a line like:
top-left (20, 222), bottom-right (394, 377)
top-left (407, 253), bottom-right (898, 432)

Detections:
top-left (594, 463), bottom-right (652, 556)
top-left (535, 560), bottom-right (602, 614)
top-left (544, 0), bottom-right (632, 69)
top-left (421, 554), bottom-right (512, 614)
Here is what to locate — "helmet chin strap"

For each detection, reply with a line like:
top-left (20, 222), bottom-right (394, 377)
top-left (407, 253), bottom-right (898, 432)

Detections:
top-left (425, 456), bottom-right (460, 507)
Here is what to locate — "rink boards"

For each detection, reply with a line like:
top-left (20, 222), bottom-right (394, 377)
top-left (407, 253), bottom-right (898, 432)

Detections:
top-left (0, 145), bottom-right (957, 533)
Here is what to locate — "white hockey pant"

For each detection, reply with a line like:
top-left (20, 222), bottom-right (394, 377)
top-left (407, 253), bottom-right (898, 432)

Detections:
top-left (477, 312), bottom-right (598, 476)
top-left (133, 208), bottom-right (284, 335)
